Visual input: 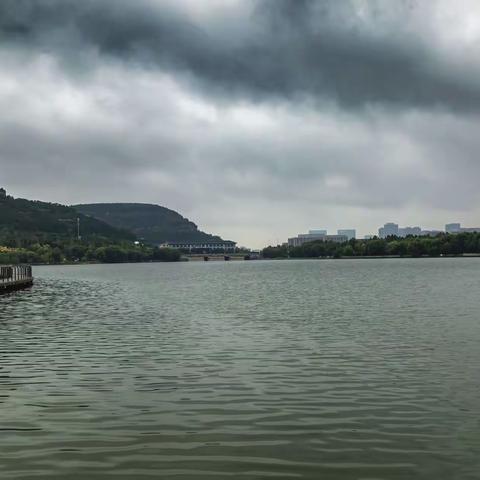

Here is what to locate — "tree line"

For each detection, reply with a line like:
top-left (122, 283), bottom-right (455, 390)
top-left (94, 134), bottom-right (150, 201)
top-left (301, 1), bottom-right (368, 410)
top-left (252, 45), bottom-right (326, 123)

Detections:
top-left (0, 236), bottom-right (181, 265)
top-left (262, 232), bottom-right (480, 259)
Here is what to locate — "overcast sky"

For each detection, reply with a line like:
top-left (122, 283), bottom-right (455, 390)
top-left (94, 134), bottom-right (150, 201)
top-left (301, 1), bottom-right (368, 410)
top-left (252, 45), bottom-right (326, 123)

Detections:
top-left (1, 0), bottom-right (480, 247)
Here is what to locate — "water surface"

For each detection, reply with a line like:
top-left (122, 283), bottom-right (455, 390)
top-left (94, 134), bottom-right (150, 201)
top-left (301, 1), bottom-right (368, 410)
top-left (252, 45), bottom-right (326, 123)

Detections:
top-left (1, 259), bottom-right (479, 479)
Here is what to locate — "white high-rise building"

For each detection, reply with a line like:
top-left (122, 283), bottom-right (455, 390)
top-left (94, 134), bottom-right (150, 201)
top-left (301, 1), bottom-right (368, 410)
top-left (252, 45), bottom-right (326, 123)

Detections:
top-left (337, 229), bottom-right (356, 240)
top-left (398, 226), bottom-right (422, 237)
top-left (445, 223), bottom-right (462, 233)
top-left (446, 223), bottom-right (480, 233)
top-left (378, 223), bottom-right (399, 238)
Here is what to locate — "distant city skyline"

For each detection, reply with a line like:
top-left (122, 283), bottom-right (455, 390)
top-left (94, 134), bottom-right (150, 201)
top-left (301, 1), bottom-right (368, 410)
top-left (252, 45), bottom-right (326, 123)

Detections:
top-left (285, 222), bottom-right (480, 247)
top-left (377, 222), bottom-right (480, 239)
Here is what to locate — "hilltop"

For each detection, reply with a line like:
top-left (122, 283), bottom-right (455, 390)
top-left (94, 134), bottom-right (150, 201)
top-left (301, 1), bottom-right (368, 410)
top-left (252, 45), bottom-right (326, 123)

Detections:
top-left (0, 190), bottom-right (135, 247)
top-left (73, 203), bottom-right (225, 245)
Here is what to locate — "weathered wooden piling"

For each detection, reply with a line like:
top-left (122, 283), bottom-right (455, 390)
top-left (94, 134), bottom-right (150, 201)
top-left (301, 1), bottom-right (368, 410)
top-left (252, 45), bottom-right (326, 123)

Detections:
top-left (0, 265), bottom-right (33, 294)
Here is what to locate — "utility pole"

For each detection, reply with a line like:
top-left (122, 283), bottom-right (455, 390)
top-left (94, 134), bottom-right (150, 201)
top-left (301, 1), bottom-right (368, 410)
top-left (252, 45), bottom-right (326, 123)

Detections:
top-left (77, 217), bottom-right (81, 240)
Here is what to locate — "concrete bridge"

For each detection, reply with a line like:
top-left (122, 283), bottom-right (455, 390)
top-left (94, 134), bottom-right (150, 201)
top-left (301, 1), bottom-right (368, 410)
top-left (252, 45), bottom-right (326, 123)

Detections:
top-left (186, 253), bottom-right (260, 261)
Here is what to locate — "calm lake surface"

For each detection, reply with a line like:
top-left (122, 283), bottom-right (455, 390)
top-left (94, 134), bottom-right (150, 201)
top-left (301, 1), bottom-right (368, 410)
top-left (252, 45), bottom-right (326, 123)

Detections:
top-left (1, 259), bottom-right (479, 479)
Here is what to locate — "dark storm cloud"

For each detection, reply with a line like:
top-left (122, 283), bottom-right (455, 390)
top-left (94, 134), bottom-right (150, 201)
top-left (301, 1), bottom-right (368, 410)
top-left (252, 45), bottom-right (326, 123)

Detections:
top-left (1, 0), bottom-right (480, 246)
top-left (1, 0), bottom-right (479, 111)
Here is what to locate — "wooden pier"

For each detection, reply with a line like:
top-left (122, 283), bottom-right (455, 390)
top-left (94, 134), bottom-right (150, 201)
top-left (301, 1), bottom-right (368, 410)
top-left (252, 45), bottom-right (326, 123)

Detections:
top-left (0, 265), bottom-right (33, 294)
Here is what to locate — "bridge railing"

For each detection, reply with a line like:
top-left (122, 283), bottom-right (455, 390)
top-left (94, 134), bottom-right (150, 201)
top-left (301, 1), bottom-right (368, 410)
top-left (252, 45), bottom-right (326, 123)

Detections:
top-left (0, 265), bottom-right (33, 287)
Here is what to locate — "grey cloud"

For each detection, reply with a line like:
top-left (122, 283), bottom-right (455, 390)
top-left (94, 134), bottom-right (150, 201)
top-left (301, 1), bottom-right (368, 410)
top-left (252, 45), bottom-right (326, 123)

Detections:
top-left (1, 0), bottom-right (480, 111)
top-left (2, 1), bottom-right (480, 247)
top-left (3, 55), bottom-right (478, 215)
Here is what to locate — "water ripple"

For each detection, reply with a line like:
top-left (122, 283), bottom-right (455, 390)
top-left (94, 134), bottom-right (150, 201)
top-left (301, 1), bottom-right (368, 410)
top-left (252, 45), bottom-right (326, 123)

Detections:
top-left (1, 260), bottom-right (480, 479)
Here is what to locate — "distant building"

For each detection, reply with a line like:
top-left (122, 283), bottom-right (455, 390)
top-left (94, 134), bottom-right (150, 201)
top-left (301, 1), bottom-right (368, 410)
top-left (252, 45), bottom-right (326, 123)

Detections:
top-left (161, 241), bottom-right (236, 253)
top-left (325, 234), bottom-right (349, 243)
top-left (398, 226), bottom-right (422, 237)
top-left (288, 233), bottom-right (326, 247)
top-left (0, 187), bottom-right (6, 200)
top-left (445, 223), bottom-right (480, 234)
top-left (420, 230), bottom-right (443, 237)
top-left (299, 233), bottom-right (324, 239)
top-left (337, 229), bottom-right (356, 240)
top-left (309, 229), bottom-right (327, 235)
top-left (287, 237), bottom-right (302, 247)
top-left (445, 223), bottom-right (462, 233)
top-left (378, 223), bottom-right (399, 238)
top-left (364, 235), bottom-right (375, 240)
top-left (288, 232), bottom-right (347, 246)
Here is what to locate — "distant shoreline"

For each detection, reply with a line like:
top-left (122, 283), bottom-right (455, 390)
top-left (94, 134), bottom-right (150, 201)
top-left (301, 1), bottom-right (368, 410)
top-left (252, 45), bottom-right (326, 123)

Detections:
top-left (265, 254), bottom-right (480, 260)
top-left (24, 253), bottom-right (480, 267)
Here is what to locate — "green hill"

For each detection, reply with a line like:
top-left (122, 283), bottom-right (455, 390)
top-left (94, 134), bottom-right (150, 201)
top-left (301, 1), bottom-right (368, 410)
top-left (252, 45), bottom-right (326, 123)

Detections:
top-left (73, 203), bottom-right (225, 245)
top-left (0, 191), bottom-right (135, 247)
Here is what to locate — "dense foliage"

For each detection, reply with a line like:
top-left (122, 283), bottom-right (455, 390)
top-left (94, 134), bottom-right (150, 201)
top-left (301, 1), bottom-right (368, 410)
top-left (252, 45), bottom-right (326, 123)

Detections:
top-left (262, 233), bottom-right (480, 259)
top-left (0, 195), bottom-right (135, 245)
top-left (74, 203), bottom-right (227, 244)
top-left (0, 240), bottom-right (181, 265)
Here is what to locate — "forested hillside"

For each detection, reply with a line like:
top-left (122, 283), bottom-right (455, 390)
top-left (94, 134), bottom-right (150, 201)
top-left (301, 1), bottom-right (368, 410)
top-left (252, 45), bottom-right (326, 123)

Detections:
top-left (0, 194), bottom-right (134, 246)
top-left (74, 203), bottom-right (225, 244)
top-left (0, 192), bottom-right (180, 264)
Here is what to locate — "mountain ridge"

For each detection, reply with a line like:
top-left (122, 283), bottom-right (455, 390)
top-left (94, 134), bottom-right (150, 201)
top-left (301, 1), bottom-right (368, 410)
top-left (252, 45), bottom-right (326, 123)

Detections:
top-left (73, 202), bottom-right (228, 245)
top-left (0, 192), bottom-right (135, 246)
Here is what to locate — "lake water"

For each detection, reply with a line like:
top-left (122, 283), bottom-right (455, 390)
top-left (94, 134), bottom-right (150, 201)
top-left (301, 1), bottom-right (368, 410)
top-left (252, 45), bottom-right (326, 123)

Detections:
top-left (1, 259), bottom-right (479, 479)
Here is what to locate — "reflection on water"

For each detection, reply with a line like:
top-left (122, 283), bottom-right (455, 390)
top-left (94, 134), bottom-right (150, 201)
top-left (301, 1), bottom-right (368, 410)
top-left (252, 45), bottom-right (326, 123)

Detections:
top-left (1, 259), bottom-right (479, 479)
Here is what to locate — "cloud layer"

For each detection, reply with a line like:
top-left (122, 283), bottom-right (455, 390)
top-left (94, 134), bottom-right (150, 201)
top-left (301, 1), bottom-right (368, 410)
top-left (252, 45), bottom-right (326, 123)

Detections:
top-left (1, 0), bottom-right (480, 246)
